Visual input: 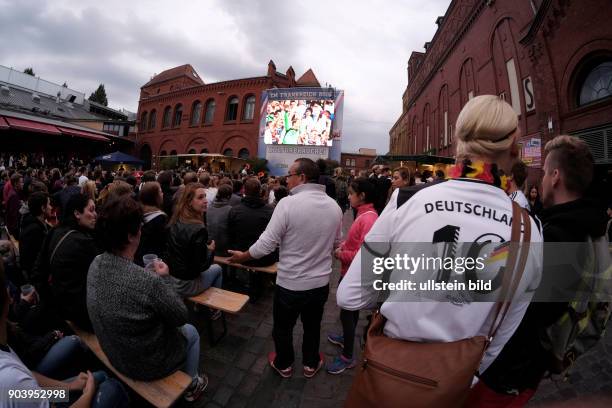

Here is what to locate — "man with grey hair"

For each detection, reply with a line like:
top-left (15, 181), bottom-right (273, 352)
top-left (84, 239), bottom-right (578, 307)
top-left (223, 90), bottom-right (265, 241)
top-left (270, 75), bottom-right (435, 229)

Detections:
top-left (228, 158), bottom-right (342, 379)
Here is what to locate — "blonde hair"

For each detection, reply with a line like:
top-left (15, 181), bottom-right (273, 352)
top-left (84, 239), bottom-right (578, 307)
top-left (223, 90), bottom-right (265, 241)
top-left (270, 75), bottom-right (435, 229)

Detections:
top-left (455, 95), bottom-right (518, 160)
top-left (81, 180), bottom-right (97, 201)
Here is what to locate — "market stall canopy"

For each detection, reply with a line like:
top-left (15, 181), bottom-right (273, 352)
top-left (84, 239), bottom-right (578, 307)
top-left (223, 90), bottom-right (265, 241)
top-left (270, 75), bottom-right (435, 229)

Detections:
top-left (95, 151), bottom-right (143, 165)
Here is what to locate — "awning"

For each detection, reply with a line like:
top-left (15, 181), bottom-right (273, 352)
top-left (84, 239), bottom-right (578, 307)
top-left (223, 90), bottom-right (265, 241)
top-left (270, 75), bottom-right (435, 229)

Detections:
top-left (57, 126), bottom-right (109, 142)
top-left (0, 117), bottom-right (8, 130)
top-left (4, 117), bottom-right (62, 135)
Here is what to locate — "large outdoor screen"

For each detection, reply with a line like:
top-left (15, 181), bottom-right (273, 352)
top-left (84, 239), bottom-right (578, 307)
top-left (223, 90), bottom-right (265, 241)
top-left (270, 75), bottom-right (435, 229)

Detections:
top-left (263, 99), bottom-right (335, 146)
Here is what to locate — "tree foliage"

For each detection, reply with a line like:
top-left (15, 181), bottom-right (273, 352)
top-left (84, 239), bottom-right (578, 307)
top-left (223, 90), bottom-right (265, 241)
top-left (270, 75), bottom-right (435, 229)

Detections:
top-left (88, 84), bottom-right (108, 106)
top-left (23, 67), bottom-right (35, 76)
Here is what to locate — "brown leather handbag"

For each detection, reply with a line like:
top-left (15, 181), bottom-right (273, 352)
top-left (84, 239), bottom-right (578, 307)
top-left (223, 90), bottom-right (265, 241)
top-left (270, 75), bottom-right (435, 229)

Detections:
top-left (344, 202), bottom-right (531, 408)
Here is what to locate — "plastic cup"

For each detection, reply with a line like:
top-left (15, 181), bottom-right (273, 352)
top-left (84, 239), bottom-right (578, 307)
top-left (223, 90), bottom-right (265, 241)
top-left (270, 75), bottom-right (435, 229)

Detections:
top-left (21, 284), bottom-right (34, 296)
top-left (143, 254), bottom-right (158, 266)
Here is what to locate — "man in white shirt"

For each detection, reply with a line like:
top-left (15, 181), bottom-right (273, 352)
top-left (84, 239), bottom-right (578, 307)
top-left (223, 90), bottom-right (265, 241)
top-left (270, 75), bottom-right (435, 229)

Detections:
top-left (228, 158), bottom-right (342, 379)
top-left (508, 160), bottom-right (531, 211)
top-left (77, 167), bottom-right (89, 187)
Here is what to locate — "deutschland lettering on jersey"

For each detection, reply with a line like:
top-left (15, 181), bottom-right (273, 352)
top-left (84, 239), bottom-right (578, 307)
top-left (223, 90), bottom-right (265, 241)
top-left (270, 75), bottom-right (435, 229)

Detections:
top-left (424, 200), bottom-right (512, 226)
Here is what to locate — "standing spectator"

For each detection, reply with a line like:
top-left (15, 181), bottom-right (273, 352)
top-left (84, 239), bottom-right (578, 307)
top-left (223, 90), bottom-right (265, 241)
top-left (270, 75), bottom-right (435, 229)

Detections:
top-left (157, 171), bottom-right (175, 217)
top-left (31, 193), bottom-right (99, 331)
top-left (88, 196), bottom-right (207, 401)
top-left (165, 183), bottom-right (223, 299)
top-left (372, 166), bottom-right (391, 215)
top-left (77, 167), bottom-right (88, 187)
top-left (338, 95), bottom-right (543, 403)
top-left (528, 184), bottom-right (543, 218)
top-left (134, 182), bottom-right (168, 267)
top-left (5, 173), bottom-right (23, 239)
top-left (206, 184), bottom-right (233, 257)
top-left (228, 158), bottom-right (342, 379)
top-left (472, 135), bottom-right (609, 406)
top-left (390, 167), bottom-right (411, 191)
top-left (327, 178), bottom-right (378, 374)
top-left (508, 160), bottom-right (531, 211)
top-left (272, 186), bottom-right (288, 206)
top-left (228, 178), bottom-right (276, 267)
top-left (81, 180), bottom-right (97, 202)
top-left (333, 168), bottom-right (349, 212)
top-left (52, 176), bottom-right (81, 221)
top-left (19, 192), bottom-right (52, 281)
top-left (229, 179), bottom-right (243, 206)
top-left (317, 159), bottom-right (336, 200)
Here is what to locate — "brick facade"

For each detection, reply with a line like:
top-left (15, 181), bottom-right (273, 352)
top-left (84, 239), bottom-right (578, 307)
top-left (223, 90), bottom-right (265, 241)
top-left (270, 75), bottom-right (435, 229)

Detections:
top-left (390, 0), bottom-right (612, 171)
top-left (136, 61), bottom-right (320, 169)
top-left (340, 153), bottom-right (376, 174)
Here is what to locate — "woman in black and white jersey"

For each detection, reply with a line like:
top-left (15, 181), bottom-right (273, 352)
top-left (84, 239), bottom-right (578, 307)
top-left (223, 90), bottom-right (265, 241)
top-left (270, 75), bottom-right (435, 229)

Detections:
top-left (337, 95), bottom-right (543, 392)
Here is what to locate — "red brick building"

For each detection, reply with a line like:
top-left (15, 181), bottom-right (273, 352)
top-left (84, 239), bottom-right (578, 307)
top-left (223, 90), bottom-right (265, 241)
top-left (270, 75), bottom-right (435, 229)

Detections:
top-left (136, 61), bottom-right (321, 169)
top-left (390, 0), bottom-right (612, 174)
top-left (341, 150), bottom-right (377, 174)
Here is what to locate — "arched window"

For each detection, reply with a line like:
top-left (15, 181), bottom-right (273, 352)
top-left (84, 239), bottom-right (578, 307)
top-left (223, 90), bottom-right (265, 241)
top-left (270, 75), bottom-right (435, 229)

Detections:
top-left (148, 109), bottom-right (157, 130)
top-left (201, 148), bottom-right (209, 154)
top-left (223, 148), bottom-right (234, 157)
top-left (204, 99), bottom-right (216, 124)
top-left (238, 148), bottom-right (249, 159)
top-left (162, 106), bottom-right (172, 128)
top-left (578, 60), bottom-right (612, 106)
top-left (188, 148), bottom-right (196, 154)
top-left (160, 150), bottom-right (167, 156)
top-left (141, 111), bottom-right (148, 131)
top-left (242, 95), bottom-right (256, 120)
top-left (190, 101), bottom-right (202, 126)
top-left (170, 150), bottom-right (177, 156)
top-left (225, 96), bottom-right (239, 121)
top-left (173, 104), bottom-right (183, 127)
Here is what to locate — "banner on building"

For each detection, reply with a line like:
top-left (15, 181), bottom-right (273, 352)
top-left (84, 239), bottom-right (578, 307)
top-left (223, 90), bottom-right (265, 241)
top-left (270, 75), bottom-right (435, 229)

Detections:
top-left (520, 136), bottom-right (542, 168)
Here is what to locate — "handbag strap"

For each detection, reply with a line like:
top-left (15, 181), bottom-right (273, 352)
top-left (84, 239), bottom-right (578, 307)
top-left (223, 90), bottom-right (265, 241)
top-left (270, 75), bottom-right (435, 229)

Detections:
top-left (50, 229), bottom-right (76, 265)
top-left (487, 201), bottom-right (532, 342)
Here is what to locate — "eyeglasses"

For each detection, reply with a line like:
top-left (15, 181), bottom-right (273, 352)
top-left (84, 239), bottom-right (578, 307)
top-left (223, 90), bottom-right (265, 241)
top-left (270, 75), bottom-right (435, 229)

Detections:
top-left (286, 172), bottom-right (302, 178)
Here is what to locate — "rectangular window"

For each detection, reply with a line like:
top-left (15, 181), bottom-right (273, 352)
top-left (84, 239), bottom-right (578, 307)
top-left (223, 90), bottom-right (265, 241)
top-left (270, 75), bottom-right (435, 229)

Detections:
top-left (351, 159), bottom-right (356, 167)
top-left (426, 126), bottom-right (430, 150)
top-left (506, 58), bottom-right (522, 115)
top-left (345, 159), bottom-right (351, 166)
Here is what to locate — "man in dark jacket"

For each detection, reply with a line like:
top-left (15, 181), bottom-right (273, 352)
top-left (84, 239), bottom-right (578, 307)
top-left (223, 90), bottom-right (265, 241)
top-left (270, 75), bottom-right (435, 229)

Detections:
top-left (470, 135), bottom-right (610, 405)
top-left (5, 173), bottom-right (23, 238)
top-left (19, 192), bottom-right (51, 280)
top-left (228, 178), bottom-right (277, 267)
top-left (51, 176), bottom-right (80, 220)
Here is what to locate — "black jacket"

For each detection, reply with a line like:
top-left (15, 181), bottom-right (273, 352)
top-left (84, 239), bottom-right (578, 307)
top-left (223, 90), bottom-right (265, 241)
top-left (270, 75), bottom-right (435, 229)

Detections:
top-left (19, 214), bottom-right (49, 279)
top-left (481, 198), bottom-right (609, 393)
top-left (165, 221), bottom-right (213, 281)
top-left (31, 225), bottom-right (100, 331)
top-left (228, 196), bottom-right (278, 267)
top-left (134, 211), bottom-right (168, 267)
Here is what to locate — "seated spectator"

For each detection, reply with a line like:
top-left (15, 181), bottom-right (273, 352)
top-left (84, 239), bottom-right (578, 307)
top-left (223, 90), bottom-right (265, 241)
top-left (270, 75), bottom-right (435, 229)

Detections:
top-left (19, 192), bottom-right (52, 281)
top-left (165, 183), bottom-right (223, 299)
top-left (87, 196), bottom-right (207, 401)
top-left (134, 182), bottom-right (168, 267)
top-left (0, 260), bottom-right (129, 407)
top-left (206, 184), bottom-right (233, 257)
top-left (228, 178), bottom-right (277, 267)
top-left (32, 194), bottom-right (99, 332)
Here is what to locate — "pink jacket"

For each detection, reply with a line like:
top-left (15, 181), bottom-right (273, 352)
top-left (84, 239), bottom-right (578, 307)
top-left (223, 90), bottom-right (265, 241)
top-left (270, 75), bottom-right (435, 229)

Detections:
top-left (337, 203), bottom-right (378, 276)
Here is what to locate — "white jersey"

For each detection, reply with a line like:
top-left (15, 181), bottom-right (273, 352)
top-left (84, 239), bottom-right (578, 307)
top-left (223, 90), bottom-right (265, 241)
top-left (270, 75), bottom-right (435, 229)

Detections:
top-left (337, 178), bottom-right (543, 374)
top-left (509, 190), bottom-right (531, 211)
top-left (0, 346), bottom-right (48, 408)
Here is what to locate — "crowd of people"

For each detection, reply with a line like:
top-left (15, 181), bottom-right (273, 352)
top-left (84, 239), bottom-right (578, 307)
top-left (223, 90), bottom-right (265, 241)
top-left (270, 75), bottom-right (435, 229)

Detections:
top-left (263, 99), bottom-right (335, 146)
top-left (0, 95), bottom-right (611, 407)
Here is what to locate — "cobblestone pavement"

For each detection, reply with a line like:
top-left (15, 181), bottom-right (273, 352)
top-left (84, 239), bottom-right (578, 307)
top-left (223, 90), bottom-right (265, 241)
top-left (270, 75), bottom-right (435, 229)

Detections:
top-left (170, 211), bottom-right (612, 408)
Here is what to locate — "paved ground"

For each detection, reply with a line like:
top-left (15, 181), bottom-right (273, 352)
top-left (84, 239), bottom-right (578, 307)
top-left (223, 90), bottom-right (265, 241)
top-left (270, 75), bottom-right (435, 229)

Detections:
top-left (144, 210), bottom-right (612, 407)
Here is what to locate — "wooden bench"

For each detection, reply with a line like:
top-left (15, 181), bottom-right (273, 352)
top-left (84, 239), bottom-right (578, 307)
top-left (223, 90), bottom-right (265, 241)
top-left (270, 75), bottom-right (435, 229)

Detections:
top-left (67, 322), bottom-right (191, 408)
top-left (213, 256), bottom-right (278, 274)
top-left (188, 287), bottom-right (249, 345)
top-left (214, 256), bottom-right (277, 301)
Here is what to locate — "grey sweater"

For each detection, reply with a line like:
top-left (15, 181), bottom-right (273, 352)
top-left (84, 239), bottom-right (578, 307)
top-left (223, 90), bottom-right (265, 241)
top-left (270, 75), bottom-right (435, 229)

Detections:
top-left (87, 252), bottom-right (188, 381)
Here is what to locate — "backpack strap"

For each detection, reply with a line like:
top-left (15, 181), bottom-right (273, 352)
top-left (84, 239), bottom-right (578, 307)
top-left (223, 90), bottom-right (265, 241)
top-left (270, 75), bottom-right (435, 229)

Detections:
top-left (50, 229), bottom-right (77, 265)
top-left (487, 202), bottom-right (532, 342)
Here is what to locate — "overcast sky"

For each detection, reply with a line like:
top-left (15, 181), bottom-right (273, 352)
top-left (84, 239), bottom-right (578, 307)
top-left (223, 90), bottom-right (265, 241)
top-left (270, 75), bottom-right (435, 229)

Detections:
top-left (0, 0), bottom-right (449, 154)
